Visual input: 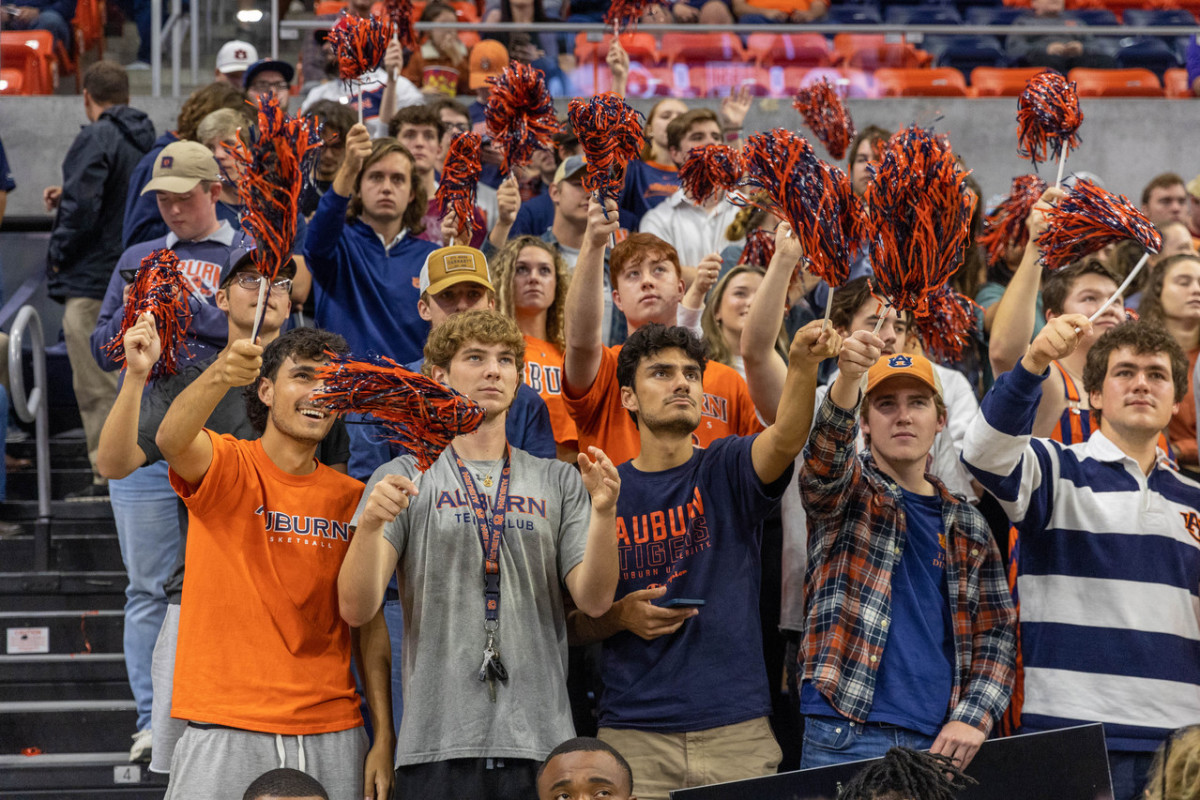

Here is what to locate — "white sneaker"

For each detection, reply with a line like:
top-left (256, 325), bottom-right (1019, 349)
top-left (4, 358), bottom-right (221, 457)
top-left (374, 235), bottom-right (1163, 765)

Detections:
top-left (129, 728), bottom-right (152, 762)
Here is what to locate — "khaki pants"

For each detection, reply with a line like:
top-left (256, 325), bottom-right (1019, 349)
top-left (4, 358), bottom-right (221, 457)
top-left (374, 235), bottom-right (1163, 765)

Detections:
top-left (599, 716), bottom-right (782, 800)
top-left (62, 297), bottom-right (118, 483)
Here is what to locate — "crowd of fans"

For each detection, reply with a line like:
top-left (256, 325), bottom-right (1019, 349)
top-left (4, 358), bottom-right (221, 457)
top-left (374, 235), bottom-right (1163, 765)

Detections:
top-left (3, 17), bottom-right (1200, 800)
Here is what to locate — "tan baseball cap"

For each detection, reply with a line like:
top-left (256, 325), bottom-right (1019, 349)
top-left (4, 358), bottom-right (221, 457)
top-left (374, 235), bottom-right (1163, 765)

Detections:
top-left (864, 353), bottom-right (943, 400)
top-left (469, 41), bottom-right (508, 89)
top-left (419, 245), bottom-right (494, 296)
top-left (140, 141), bottom-right (221, 195)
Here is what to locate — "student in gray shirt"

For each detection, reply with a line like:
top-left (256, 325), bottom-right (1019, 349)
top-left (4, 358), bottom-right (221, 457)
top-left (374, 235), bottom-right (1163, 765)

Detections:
top-left (338, 309), bottom-right (621, 800)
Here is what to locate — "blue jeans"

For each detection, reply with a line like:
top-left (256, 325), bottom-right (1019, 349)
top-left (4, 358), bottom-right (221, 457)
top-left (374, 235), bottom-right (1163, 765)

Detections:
top-left (111, 460), bottom-right (182, 731)
top-left (9, 8), bottom-right (71, 49)
top-left (1108, 750), bottom-right (1155, 800)
top-left (800, 716), bottom-right (936, 769)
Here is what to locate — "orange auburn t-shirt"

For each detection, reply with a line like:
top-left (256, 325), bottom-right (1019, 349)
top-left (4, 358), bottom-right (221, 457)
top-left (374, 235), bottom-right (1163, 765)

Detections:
top-left (563, 344), bottom-right (763, 466)
top-left (523, 334), bottom-right (578, 450)
top-left (169, 432), bottom-right (366, 735)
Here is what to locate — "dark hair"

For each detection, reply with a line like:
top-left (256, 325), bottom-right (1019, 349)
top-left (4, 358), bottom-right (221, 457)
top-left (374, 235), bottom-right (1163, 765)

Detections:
top-left (837, 747), bottom-right (976, 800)
top-left (537, 737), bottom-right (634, 794)
top-left (1137, 253), bottom-right (1200, 339)
top-left (665, 108), bottom-right (719, 152)
top-left (847, 124), bottom-right (891, 169)
top-left (609, 232), bottom-right (682, 288)
top-left (428, 96), bottom-right (471, 122)
top-left (1142, 172), bottom-right (1186, 206)
top-left (387, 103), bottom-right (445, 140)
top-left (347, 138), bottom-right (427, 234)
top-left (1042, 259), bottom-right (1119, 318)
top-left (84, 61), bottom-right (130, 106)
top-left (953, 172), bottom-right (986, 300)
top-left (615, 324), bottom-right (707, 424)
top-left (306, 98), bottom-right (356, 143)
top-left (244, 328), bottom-right (349, 433)
top-left (177, 82), bottom-right (246, 141)
top-left (1083, 320), bottom-right (1188, 408)
top-left (242, 768), bottom-right (329, 800)
top-left (829, 276), bottom-right (913, 333)
top-left (421, 0), bottom-right (455, 20)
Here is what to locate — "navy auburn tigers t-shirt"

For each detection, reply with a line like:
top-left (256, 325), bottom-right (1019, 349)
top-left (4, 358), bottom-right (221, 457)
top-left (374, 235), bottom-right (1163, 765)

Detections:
top-left (598, 435), bottom-right (791, 731)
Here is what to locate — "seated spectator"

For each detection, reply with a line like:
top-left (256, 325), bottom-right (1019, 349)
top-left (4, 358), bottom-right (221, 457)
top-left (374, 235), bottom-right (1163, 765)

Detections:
top-left (1144, 725), bottom-right (1200, 800)
top-left (1143, 173), bottom-right (1191, 230)
top-left (1006, 0), bottom-right (1116, 72)
top-left (733, 0), bottom-right (827, 24)
top-left (801, 343), bottom-right (1015, 770)
top-left (1, 0), bottom-right (71, 49)
top-left (429, 97), bottom-right (499, 228)
top-left (243, 768), bottom-right (329, 800)
top-left (300, 100), bottom-right (356, 218)
top-left (349, 38), bottom-right (424, 137)
top-left (639, 107), bottom-right (749, 271)
top-left (493, 236), bottom-right (579, 460)
top-left (400, 1), bottom-right (473, 97)
top-left (339, 308), bottom-right (620, 800)
top-left (464, 40), bottom-right (507, 126)
top-left (244, 58), bottom-right (295, 108)
top-left (485, 0), bottom-right (565, 93)
top-left (389, 105), bottom-right (487, 248)
top-left (1138, 254), bottom-right (1200, 475)
top-left (563, 199), bottom-right (761, 466)
top-left (536, 738), bottom-right (635, 800)
top-left (1119, 221), bottom-right (1196, 309)
top-left (963, 319), bottom-right (1200, 800)
top-left (638, 0), bottom-right (734, 25)
top-left (123, 82), bottom-right (245, 248)
top-left (847, 125), bottom-right (890, 199)
top-left (213, 40), bottom-right (257, 86)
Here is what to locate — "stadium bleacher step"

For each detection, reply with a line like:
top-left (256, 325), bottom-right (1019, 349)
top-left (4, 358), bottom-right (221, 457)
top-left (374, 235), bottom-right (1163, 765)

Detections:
top-left (0, 750), bottom-right (167, 799)
top-left (0, 529), bottom-right (122, 572)
top-left (0, 699), bottom-right (140, 754)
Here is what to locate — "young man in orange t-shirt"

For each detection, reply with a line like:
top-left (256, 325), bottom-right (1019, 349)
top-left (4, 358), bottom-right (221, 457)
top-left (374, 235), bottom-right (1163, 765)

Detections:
top-left (156, 329), bottom-right (388, 800)
top-left (562, 198), bottom-right (761, 466)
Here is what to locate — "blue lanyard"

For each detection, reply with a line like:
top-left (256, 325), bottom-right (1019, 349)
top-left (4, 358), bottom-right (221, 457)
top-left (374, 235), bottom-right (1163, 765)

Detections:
top-left (450, 445), bottom-right (511, 625)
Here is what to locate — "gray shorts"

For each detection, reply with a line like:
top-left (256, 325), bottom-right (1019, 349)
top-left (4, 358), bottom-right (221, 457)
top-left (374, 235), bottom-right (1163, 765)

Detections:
top-left (150, 603), bottom-right (186, 774)
top-left (164, 723), bottom-right (367, 800)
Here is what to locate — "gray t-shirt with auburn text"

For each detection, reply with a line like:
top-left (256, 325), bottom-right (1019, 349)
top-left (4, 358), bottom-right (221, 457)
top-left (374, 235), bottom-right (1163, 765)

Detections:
top-left (352, 446), bottom-right (590, 766)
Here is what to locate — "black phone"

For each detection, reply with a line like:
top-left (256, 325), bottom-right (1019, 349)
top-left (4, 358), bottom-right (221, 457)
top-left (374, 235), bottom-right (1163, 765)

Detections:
top-left (660, 598), bottom-right (705, 609)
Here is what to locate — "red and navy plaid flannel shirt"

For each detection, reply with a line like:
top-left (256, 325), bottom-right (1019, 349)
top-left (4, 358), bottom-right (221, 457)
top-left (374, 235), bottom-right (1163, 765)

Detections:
top-left (799, 394), bottom-right (1016, 734)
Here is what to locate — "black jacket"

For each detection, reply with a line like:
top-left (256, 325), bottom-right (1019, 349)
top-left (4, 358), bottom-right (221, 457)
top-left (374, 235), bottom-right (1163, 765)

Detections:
top-left (47, 104), bottom-right (156, 302)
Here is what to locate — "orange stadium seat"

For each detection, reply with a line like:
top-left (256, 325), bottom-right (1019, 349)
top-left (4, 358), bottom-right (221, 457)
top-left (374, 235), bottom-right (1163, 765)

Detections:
top-left (874, 66), bottom-right (967, 96)
top-left (833, 34), bottom-right (931, 69)
top-left (1164, 67), bottom-right (1193, 97)
top-left (0, 68), bottom-right (28, 94)
top-left (1068, 67), bottom-right (1164, 96)
top-left (969, 66), bottom-right (1047, 95)
top-left (574, 32), bottom-right (660, 65)
top-left (745, 33), bottom-right (832, 68)
top-left (0, 31), bottom-right (56, 94)
top-left (662, 33), bottom-right (746, 67)
top-left (315, 0), bottom-right (347, 14)
top-left (688, 61), bottom-right (768, 96)
top-left (73, 0), bottom-right (105, 57)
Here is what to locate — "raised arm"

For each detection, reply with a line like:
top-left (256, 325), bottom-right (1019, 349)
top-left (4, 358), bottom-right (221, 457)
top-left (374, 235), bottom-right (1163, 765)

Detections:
top-left (563, 197), bottom-right (620, 392)
top-left (339, 473), bottom-right (417, 627)
top-left (988, 188), bottom-right (1062, 376)
top-left (155, 339), bottom-right (262, 485)
top-left (563, 446), bottom-right (621, 618)
top-left (606, 38), bottom-right (630, 98)
top-left (741, 223), bottom-right (803, 422)
top-left (96, 312), bottom-right (157, 479)
top-left (486, 174), bottom-right (521, 250)
top-left (751, 319), bottom-right (841, 484)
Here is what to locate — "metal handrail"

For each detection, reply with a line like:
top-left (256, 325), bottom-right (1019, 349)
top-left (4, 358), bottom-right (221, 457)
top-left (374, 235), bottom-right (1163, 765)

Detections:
top-left (9, 304), bottom-right (52, 571)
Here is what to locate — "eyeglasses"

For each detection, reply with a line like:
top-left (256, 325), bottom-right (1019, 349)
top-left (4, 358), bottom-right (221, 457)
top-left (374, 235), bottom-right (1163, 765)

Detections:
top-left (235, 273), bottom-right (293, 294)
top-left (444, 121), bottom-right (469, 134)
top-left (250, 80), bottom-right (289, 93)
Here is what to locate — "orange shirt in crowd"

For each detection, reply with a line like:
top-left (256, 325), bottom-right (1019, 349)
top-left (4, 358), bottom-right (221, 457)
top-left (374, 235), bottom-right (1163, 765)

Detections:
top-left (563, 344), bottom-right (763, 466)
top-left (169, 432), bottom-right (366, 735)
top-left (1168, 347), bottom-right (1199, 467)
top-left (523, 334), bottom-right (578, 452)
top-left (741, 0), bottom-right (816, 12)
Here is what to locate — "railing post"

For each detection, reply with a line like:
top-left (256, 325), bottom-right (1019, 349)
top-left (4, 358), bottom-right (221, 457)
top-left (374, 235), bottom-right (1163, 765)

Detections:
top-left (9, 305), bottom-right (52, 572)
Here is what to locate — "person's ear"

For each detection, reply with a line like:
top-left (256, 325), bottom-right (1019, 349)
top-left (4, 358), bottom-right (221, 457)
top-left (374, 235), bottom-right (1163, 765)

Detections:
top-left (611, 287), bottom-right (625, 313)
top-left (430, 363), bottom-right (449, 386)
top-left (620, 384), bottom-right (639, 415)
top-left (417, 297), bottom-right (433, 322)
top-left (257, 376), bottom-right (273, 409)
top-left (215, 287), bottom-right (230, 313)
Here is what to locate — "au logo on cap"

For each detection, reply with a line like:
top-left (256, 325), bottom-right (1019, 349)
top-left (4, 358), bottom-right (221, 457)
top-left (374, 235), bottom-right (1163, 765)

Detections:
top-left (442, 253), bottom-right (478, 274)
top-left (161, 156), bottom-right (174, 168)
top-left (888, 354), bottom-right (913, 369)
